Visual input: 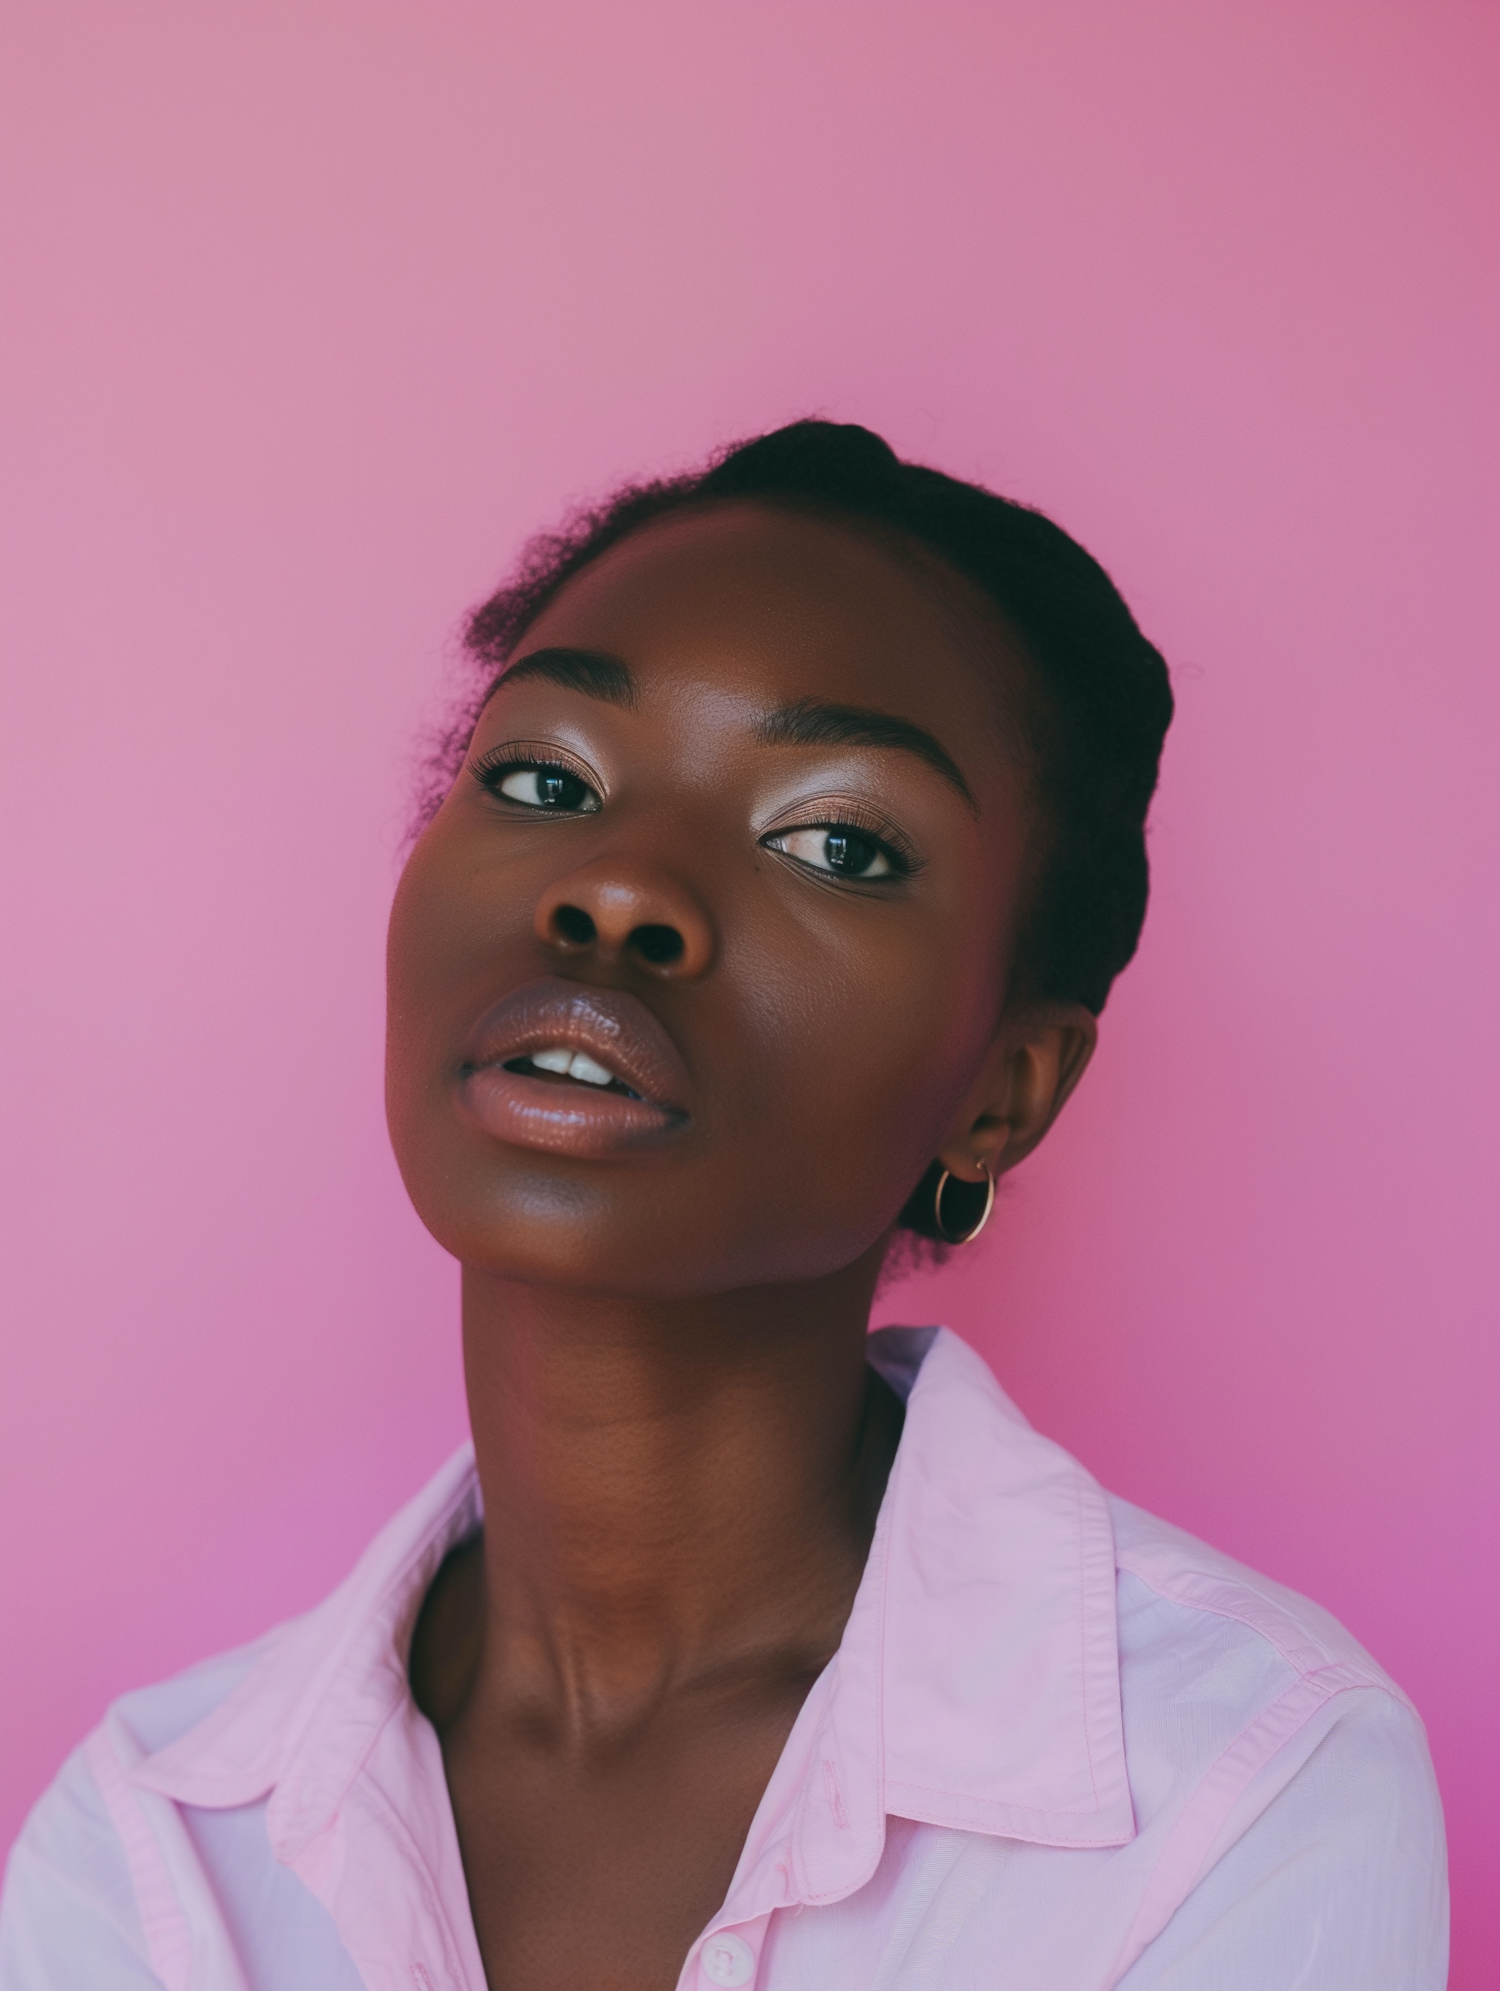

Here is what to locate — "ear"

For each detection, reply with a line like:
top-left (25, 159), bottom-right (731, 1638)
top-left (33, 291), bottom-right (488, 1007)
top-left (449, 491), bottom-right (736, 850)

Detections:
top-left (935, 1003), bottom-right (1098, 1185)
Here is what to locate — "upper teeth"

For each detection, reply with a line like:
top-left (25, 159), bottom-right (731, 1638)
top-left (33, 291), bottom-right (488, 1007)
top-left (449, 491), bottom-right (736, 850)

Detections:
top-left (531, 1047), bottom-right (617, 1087)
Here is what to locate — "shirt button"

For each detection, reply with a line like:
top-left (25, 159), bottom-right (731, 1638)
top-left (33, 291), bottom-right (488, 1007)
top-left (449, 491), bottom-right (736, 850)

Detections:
top-left (700, 1929), bottom-right (756, 1986)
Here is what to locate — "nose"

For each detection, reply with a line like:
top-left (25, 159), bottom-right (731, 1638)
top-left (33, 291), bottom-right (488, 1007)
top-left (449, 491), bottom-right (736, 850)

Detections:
top-left (534, 856), bottom-right (716, 980)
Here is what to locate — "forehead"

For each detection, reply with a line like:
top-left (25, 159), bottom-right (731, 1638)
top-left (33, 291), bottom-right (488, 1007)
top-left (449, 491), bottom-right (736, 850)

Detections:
top-left (517, 500), bottom-right (1027, 760)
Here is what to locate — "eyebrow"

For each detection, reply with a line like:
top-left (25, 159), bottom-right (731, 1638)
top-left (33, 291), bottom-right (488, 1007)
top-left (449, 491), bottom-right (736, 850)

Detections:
top-left (497, 646), bottom-right (637, 707)
top-left (757, 698), bottom-right (976, 808)
top-left (493, 654), bottom-right (975, 808)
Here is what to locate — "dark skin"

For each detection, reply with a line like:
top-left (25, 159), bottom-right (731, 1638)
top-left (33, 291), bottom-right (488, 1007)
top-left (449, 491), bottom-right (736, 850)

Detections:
top-left (389, 501), bottom-right (1097, 1991)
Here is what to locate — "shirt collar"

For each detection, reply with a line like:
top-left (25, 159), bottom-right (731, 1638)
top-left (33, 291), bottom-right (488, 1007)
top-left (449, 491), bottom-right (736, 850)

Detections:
top-left (133, 1326), bottom-right (1133, 1892)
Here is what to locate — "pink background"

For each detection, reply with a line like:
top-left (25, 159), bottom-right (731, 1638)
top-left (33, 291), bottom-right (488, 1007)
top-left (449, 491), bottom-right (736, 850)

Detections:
top-left (2, 2), bottom-right (1495, 1979)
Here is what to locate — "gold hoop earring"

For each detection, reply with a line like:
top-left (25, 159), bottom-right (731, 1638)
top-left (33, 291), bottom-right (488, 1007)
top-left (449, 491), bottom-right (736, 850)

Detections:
top-left (932, 1159), bottom-right (995, 1245)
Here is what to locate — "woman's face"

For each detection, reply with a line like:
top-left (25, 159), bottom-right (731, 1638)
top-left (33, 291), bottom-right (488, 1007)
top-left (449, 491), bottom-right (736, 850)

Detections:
top-left (387, 501), bottom-right (1051, 1294)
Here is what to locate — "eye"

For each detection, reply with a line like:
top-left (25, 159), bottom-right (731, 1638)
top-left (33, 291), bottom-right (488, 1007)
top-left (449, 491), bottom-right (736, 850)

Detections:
top-left (497, 766), bottom-right (597, 811)
top-left (765, 825), bottom-right (897, 879)
top-left (473, 754), bottom-right (601, 813)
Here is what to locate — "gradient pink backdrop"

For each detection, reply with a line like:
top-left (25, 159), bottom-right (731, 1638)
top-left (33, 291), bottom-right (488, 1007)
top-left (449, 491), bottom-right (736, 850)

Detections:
top-left (2, 2), bottom-right (1495, 1980)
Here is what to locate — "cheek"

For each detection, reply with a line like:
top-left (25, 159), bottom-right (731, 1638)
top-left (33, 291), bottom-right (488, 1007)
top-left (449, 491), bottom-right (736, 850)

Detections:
top-left (720, 900), bottom-right (1007, 1205)
top-left (385, 839), bottom-right (452, 1071)
top-left (384, 828), bottom-right (521, 1145)
top-left (383, 845), bottom-right (447, 1188)
top-left (388, 816), bottom-right (529, 1016)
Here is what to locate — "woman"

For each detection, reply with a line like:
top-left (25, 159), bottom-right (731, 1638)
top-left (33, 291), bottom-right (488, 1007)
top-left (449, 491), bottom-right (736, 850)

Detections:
top-left (0, 422), bottom-right (1446, 1989)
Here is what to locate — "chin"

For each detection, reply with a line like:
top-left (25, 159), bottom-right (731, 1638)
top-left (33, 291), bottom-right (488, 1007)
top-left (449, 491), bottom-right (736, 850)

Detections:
top-left (423, 1187), bottom-right (879, 1300)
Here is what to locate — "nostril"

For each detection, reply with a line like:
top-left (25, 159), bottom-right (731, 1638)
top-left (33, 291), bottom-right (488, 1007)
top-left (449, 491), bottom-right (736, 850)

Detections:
top-left (550, 904), bottom-right (597, 947)
top-left (630, 923), bottom-right (685, 966)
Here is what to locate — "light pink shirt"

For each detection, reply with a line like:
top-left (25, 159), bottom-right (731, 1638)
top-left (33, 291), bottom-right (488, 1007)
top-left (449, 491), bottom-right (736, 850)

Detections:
top-left (1, 1327), bottom-right (1447, 1989)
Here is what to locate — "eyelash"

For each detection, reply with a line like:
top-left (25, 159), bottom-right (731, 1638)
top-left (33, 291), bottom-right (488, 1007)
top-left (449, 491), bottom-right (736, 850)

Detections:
top-left (760, 802), bottom-right (919, 879)
top-left (470, 744), bottom-right (601, 807)
top-left (469, 749), bottom-right (919, 878)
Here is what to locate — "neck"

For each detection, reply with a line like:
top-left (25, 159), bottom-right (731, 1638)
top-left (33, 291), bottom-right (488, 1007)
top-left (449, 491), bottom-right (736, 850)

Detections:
top-left (427, 1252), bottom-right (900, 1740)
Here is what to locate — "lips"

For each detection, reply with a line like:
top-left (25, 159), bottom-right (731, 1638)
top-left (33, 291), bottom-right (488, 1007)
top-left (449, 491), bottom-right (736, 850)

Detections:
top-left (456, 977), bottom-right (692, 1159)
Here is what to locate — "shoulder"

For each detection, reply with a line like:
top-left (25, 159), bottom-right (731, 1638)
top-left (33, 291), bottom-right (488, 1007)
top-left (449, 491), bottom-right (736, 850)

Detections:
top-left (1109, 1493), bottom-right (1405, 1695)
top-left (1106, 1491), bottom-right (1420, 1763)
top-left (2, 1447), bottom-right (480, 1989)
top-left (0, 1640), bottom-right (267, 1991)
top-left (1106, 1489), bottom-right (1426, 1778)
top-left (9, 1631), bottom-right (271, 1846)
top-left (113, 1634), bottom-right (280, 1760)
top-left (1100, 1495), bottom-right (1446, 1982)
